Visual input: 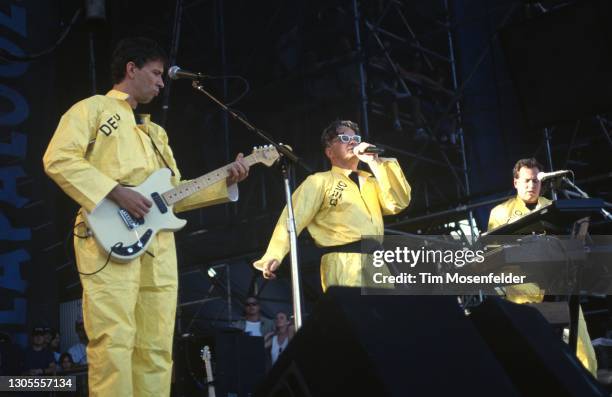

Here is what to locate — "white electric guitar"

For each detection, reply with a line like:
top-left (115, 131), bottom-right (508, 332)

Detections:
top-left (82, 145), bottom-right (280, 263)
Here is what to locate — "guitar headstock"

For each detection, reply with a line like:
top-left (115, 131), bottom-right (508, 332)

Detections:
top-left (251, 145), bottom-right (280, 167)
top-left (201, 345), bottom-right (211, 362)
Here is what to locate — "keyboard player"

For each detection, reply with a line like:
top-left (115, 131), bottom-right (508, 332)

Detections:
top-left (487, 158), bottom-right (597, 375)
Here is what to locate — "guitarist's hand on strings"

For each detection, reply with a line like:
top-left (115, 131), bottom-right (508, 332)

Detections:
top-left (107, 185), bottom-right (152, 219)
top-left (227, 153), bottom-right (250, 185)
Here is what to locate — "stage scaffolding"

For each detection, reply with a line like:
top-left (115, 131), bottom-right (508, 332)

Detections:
top-left (348, 0), bottom-right (477, 237)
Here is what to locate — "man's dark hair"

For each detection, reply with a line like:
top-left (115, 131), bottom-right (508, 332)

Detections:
top-left (512, 158), bottom-right (544, 179)
top-left (320, 120), bottom-right (360, 148)
top-left (110, 37), bottom-right (167, 84)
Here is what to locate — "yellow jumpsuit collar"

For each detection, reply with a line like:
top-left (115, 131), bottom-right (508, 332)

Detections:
top-left (105, 89), bottom-right (152, 124)
top-left (330, 165), bottom-right (371, 178)
top-left (106, 89), bottom-right (130, 101)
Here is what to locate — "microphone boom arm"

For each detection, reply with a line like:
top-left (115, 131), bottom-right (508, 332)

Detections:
top-left (189, 81), bottom-right (309, 331)
top-left (190, 81), bottom-right (311, 172)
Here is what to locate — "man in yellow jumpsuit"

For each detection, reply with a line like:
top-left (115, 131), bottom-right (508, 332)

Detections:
top-left (43, 38), bottom-right (249, 396)
top-left (488, 157), bottom-right (597, 375)
top-left (253, 120), bottom-right (411, 290)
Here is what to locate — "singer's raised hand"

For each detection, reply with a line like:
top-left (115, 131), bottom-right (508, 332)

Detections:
top-left (353, 142), bottom-right (379, 163)
top-left (261, 259), bottom-right (280, 280)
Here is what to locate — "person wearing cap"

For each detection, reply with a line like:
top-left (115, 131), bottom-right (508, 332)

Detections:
top-left (253, 120), bottom-right (410, 290)
top-left (23, 327), bottom-right (55, 376)
top-left (43, 37), bottom-right (249, 397)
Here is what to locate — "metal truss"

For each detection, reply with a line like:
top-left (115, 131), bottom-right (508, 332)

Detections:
top-left (349, 0), bottom-right (477, 236)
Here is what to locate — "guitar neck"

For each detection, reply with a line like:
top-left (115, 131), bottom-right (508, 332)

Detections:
top-left (204, 360), bottom-right (215, 397)
top-left (162, 154), bottom-right (259, 206)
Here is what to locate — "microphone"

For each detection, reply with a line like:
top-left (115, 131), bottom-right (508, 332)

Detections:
top-left (354, 146), bottom-right (385, 155)
top-left (537, 170), bottom-right (571, 182)
top-left (167, 65), bottom-right (209, 80)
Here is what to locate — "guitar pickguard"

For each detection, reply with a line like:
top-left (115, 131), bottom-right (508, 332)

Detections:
top-left (110, 229), bottom-right (153, 258)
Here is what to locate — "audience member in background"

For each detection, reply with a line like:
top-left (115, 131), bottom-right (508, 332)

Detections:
top-left (233, 296), bottom-right (274, 337)
top-left (23, 327), bottom-right (56, 375)
top-left (264, 311), bottom-right (294, 366)
top-left (58, 352), bottom-right (80, 397)
top-left (42, 328), bottom-right (53, 349)
top-left (47, 329), bottom-right (61, 364)
top-left (59, 352), bottom-right (75, 372)
top-left (67, 320), bottom-right (88, 365)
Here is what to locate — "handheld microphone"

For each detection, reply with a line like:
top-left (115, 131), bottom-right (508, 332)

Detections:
top-left (167, 65), bottom-right (209, 80)
top-left (354, 146), bottom-right (385, 155)
top-left (537, 170), bottom-right (571, 182)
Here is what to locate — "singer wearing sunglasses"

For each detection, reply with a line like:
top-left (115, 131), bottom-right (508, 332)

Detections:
top-left (253, 120), bottom-right (411, 290)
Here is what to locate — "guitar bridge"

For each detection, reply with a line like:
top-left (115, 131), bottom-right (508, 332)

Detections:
top-left (118, 208), bottom-right (145, 230)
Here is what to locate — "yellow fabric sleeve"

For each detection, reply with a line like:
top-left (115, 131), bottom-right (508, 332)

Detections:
top-left (43, 101), bottom-right (118, 213)
top-left (370, 159), bottom-right (411, 215)
top-left (253, 175), bottom-right (325, 269)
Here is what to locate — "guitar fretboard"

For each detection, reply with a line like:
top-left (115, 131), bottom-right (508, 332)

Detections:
top-left (162, 154), bottom-right (259, 205)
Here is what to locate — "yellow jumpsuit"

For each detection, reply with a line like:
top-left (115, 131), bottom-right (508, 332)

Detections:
top-left (254, 161), bottom-right (410, 291)
top-left (43, 90), bottom-right (236, 396)
top-left (488, 196), bottom-right (598, 375)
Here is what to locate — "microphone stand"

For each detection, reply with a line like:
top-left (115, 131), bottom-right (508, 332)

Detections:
top-left (558, 176), bottom-right (612, 354)
top-left (190, 81), bottom-right (311, 331)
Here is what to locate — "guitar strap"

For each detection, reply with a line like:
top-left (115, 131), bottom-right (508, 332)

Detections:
top-left (134, 112), bottom-right (176, 177)
top-left (146, 131), bottom-right (176, 177)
